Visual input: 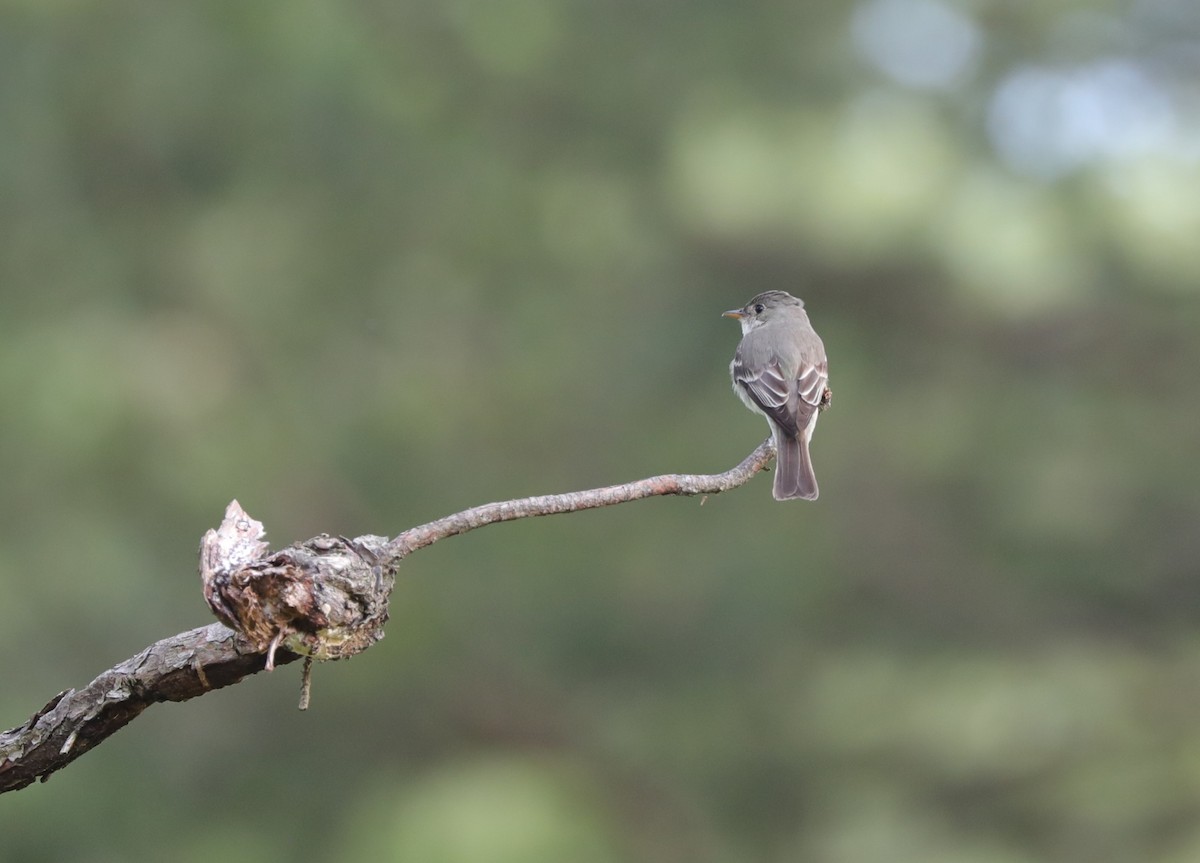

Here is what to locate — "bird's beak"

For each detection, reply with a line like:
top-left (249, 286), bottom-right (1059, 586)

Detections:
top-left (722, 309), bottom-right (744, 319)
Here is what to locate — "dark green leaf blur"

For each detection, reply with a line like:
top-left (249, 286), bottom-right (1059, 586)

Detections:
top-left (3, 1), bottom-right (1199, 860)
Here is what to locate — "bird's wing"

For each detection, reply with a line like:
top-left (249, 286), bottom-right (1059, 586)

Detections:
top-left (733, 355), bottom-right (795, 436)
top-left (793, 360), bottom-right (828, 435)
top-left (796, 362), bottom-right (828, 409)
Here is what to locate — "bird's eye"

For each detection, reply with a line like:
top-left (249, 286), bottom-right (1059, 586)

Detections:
top-left (753, 303), bottom-right (765, 314)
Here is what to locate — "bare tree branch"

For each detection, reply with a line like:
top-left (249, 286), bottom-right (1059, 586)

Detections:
top-left (0, 624), bottom-right (300, 794)
top-left (388, 439), bottom-right (774, 558)
top-left (0, 440), bottom-right (775, 794)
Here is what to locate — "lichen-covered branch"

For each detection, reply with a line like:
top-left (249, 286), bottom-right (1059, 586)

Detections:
top-left (0, 439), bottom-right (775, 795)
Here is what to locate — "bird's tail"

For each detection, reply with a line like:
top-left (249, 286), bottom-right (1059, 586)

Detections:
top-left (774, 431), bottom-right (818, 501)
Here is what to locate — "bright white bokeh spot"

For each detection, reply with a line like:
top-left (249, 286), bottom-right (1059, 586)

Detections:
top-left (852, 0), bottom-right (981, 90)
top-left (989, 60), bottom-right (1181, 179)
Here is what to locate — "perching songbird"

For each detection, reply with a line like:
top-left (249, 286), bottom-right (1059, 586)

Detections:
top-left (724, 291), bottom-right (829, 501)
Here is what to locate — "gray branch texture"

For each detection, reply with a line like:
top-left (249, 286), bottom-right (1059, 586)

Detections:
top-left (0, 440), bottom-right (774, 795)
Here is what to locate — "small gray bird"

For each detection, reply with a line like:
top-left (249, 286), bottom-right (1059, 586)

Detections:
top-left (724, 291), bottom-right (829, 501)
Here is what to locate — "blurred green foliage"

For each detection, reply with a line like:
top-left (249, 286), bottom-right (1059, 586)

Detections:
top-left (3, 0), bottom-right (1200, 860)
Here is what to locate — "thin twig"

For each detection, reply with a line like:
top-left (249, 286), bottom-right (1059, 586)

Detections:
top-left (298, 657), bottom-right (314, 711)
top-left (388, 438), bottom-right (775, 558)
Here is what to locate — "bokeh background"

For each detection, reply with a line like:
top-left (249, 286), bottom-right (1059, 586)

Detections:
top-left (3, 1), bottom-right (1200, 860)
